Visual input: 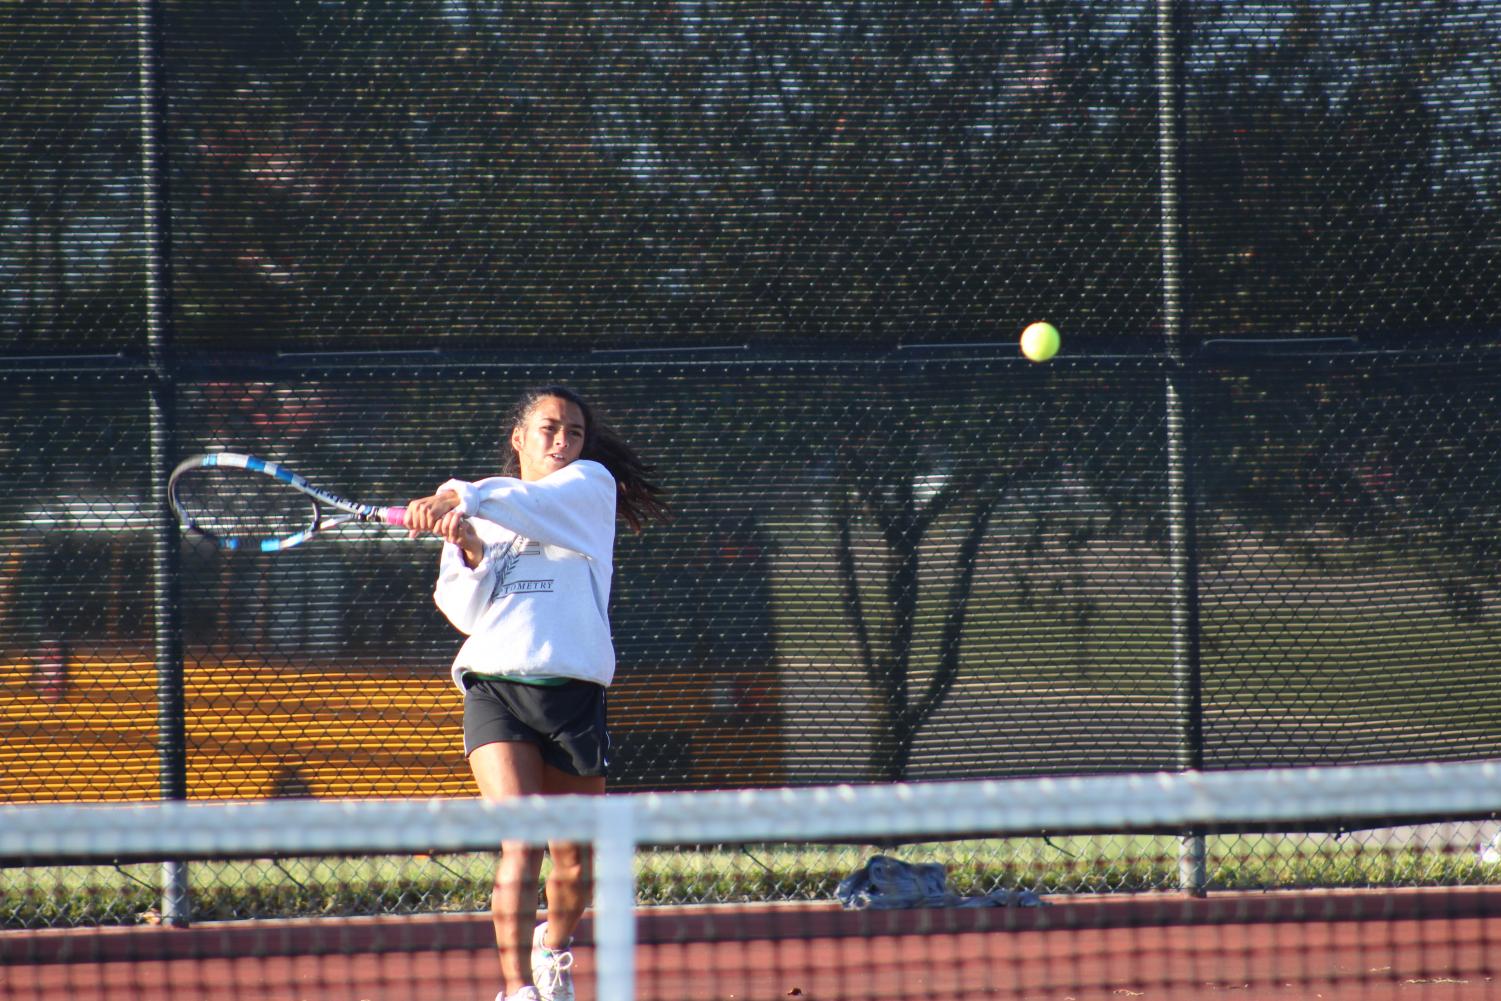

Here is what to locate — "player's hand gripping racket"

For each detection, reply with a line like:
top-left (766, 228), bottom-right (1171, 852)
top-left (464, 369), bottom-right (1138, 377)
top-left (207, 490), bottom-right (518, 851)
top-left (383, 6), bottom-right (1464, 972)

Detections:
top-left (169, 452), bottom-right (408, 551)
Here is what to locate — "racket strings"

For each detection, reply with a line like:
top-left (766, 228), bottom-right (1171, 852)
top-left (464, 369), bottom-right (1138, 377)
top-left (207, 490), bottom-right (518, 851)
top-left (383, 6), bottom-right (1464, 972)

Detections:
top-left (173, 467), bottom-right (319, 541)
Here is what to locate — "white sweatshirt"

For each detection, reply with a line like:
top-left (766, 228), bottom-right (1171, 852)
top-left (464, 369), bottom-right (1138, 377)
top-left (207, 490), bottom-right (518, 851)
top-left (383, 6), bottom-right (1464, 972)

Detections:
top-left (432, 459), bottom-right (617, 690)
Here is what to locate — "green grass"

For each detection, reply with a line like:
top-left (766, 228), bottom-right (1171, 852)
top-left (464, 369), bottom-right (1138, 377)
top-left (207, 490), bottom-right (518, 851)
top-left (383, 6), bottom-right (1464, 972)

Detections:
top-left (7, 834), bottom-right (1498, 930)
top-left (768, 519), bottom-right (1501, 728)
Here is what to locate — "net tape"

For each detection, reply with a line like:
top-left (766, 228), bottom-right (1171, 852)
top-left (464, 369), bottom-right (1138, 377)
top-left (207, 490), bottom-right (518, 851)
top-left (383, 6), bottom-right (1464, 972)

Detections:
top-left (6, 759), bottom-right (1501, 865)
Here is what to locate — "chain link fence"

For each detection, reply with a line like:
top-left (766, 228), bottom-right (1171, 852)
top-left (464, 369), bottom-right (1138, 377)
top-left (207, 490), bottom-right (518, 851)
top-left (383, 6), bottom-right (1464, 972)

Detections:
top-left (4, 1), bottom-right (1501, 925)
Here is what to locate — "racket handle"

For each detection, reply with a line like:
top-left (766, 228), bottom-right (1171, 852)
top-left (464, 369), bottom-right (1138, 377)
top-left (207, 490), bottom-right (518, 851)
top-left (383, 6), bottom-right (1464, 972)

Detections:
top-left (380, 506), bottom-right (407, 527)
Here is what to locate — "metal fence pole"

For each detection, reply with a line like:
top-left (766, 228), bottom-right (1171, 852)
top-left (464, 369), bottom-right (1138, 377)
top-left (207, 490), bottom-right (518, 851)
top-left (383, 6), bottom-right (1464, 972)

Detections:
top-left (136, 0), bottom-right (190, 925)
top-left (1155, 0), bottom-right (1207, 894)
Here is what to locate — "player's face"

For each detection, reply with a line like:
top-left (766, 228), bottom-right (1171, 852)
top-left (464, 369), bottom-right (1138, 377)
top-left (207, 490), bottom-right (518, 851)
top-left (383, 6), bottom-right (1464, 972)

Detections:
top-left (512, 396), bottom-right (586, 481)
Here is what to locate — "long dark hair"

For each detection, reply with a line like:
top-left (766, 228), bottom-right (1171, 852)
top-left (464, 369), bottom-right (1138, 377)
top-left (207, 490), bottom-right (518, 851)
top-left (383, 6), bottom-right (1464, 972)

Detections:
top-left (501, 385), bottom-right (669, 533)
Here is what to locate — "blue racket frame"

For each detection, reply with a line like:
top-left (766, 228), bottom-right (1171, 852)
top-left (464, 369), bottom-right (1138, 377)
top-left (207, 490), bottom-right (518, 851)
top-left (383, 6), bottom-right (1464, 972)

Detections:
top-left (169, 452), bottom-right (407, 551)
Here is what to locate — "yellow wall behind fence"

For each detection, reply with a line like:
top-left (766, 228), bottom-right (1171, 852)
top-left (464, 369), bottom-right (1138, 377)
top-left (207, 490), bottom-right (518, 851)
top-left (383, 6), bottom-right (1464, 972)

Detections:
top-left (1, 657), bottom-right (468, 802)
top-left (1, 655), bottom-right (782, 802)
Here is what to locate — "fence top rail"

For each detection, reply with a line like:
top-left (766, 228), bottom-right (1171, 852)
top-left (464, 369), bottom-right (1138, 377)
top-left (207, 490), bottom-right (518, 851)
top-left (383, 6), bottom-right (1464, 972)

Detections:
top-left (6, 342), bottom-right (1501, 381)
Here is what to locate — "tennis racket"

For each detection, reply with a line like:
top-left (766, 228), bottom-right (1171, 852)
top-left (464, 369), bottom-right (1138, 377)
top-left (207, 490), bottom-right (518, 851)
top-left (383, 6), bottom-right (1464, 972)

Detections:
top-left (169, 452), bottom-right (408, 551)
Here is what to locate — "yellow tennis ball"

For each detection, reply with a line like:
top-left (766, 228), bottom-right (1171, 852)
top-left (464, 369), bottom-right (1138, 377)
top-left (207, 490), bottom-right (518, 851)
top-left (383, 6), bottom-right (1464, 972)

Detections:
top-left (1020, 322), bottom-right (1060, 362)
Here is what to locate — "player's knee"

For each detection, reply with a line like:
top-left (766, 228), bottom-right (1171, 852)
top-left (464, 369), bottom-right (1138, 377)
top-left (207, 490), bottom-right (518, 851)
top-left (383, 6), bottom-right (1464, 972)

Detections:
top-left (547, 845), bottom-right (590, 887)
top-left (496, 843), bottom-right (543, 888)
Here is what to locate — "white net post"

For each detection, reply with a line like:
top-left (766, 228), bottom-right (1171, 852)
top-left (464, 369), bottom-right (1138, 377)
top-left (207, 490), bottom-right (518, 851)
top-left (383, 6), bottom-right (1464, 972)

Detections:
top-left (593, 796), bottom-right (639, 1001)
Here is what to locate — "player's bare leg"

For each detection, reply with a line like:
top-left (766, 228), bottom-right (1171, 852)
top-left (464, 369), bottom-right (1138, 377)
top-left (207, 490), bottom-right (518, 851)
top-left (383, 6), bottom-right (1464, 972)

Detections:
top-left (539, 763), bottom-right (602, 945)
top-left (470, 741), bottom-right (547, 996)
top-left (531, 767), bottom-right (603, 1000)
top-left (470, 744), bottom-right (603, 999)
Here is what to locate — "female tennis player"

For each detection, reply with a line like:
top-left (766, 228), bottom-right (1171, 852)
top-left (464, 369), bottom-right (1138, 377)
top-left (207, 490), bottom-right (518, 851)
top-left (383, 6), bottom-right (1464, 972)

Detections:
top-left (404, 385), bottom-right (667, 1001)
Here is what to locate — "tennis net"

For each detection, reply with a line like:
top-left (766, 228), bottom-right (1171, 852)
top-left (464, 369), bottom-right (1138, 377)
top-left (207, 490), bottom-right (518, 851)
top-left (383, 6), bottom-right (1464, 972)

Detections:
top-left (4, 760), bottom-right (1501, 1000)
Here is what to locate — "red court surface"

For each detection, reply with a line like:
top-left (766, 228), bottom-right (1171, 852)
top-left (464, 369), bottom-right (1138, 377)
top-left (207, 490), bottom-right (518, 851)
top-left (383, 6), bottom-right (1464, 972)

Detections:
top-left (5, 890), bottom-right (1499, 1000)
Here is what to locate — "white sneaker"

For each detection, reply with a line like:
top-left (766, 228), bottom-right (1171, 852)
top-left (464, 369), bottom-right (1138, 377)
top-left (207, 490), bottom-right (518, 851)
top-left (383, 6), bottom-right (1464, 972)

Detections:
top-left (530, 923), bottom-right (576, 1001)
top-left (499, 988), bottom-right (542, 1001)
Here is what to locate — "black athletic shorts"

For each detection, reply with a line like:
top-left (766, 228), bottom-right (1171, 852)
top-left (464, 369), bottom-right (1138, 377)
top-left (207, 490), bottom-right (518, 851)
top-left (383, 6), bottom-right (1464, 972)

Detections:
top-left (461, 674), bottom-right (609, 778)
